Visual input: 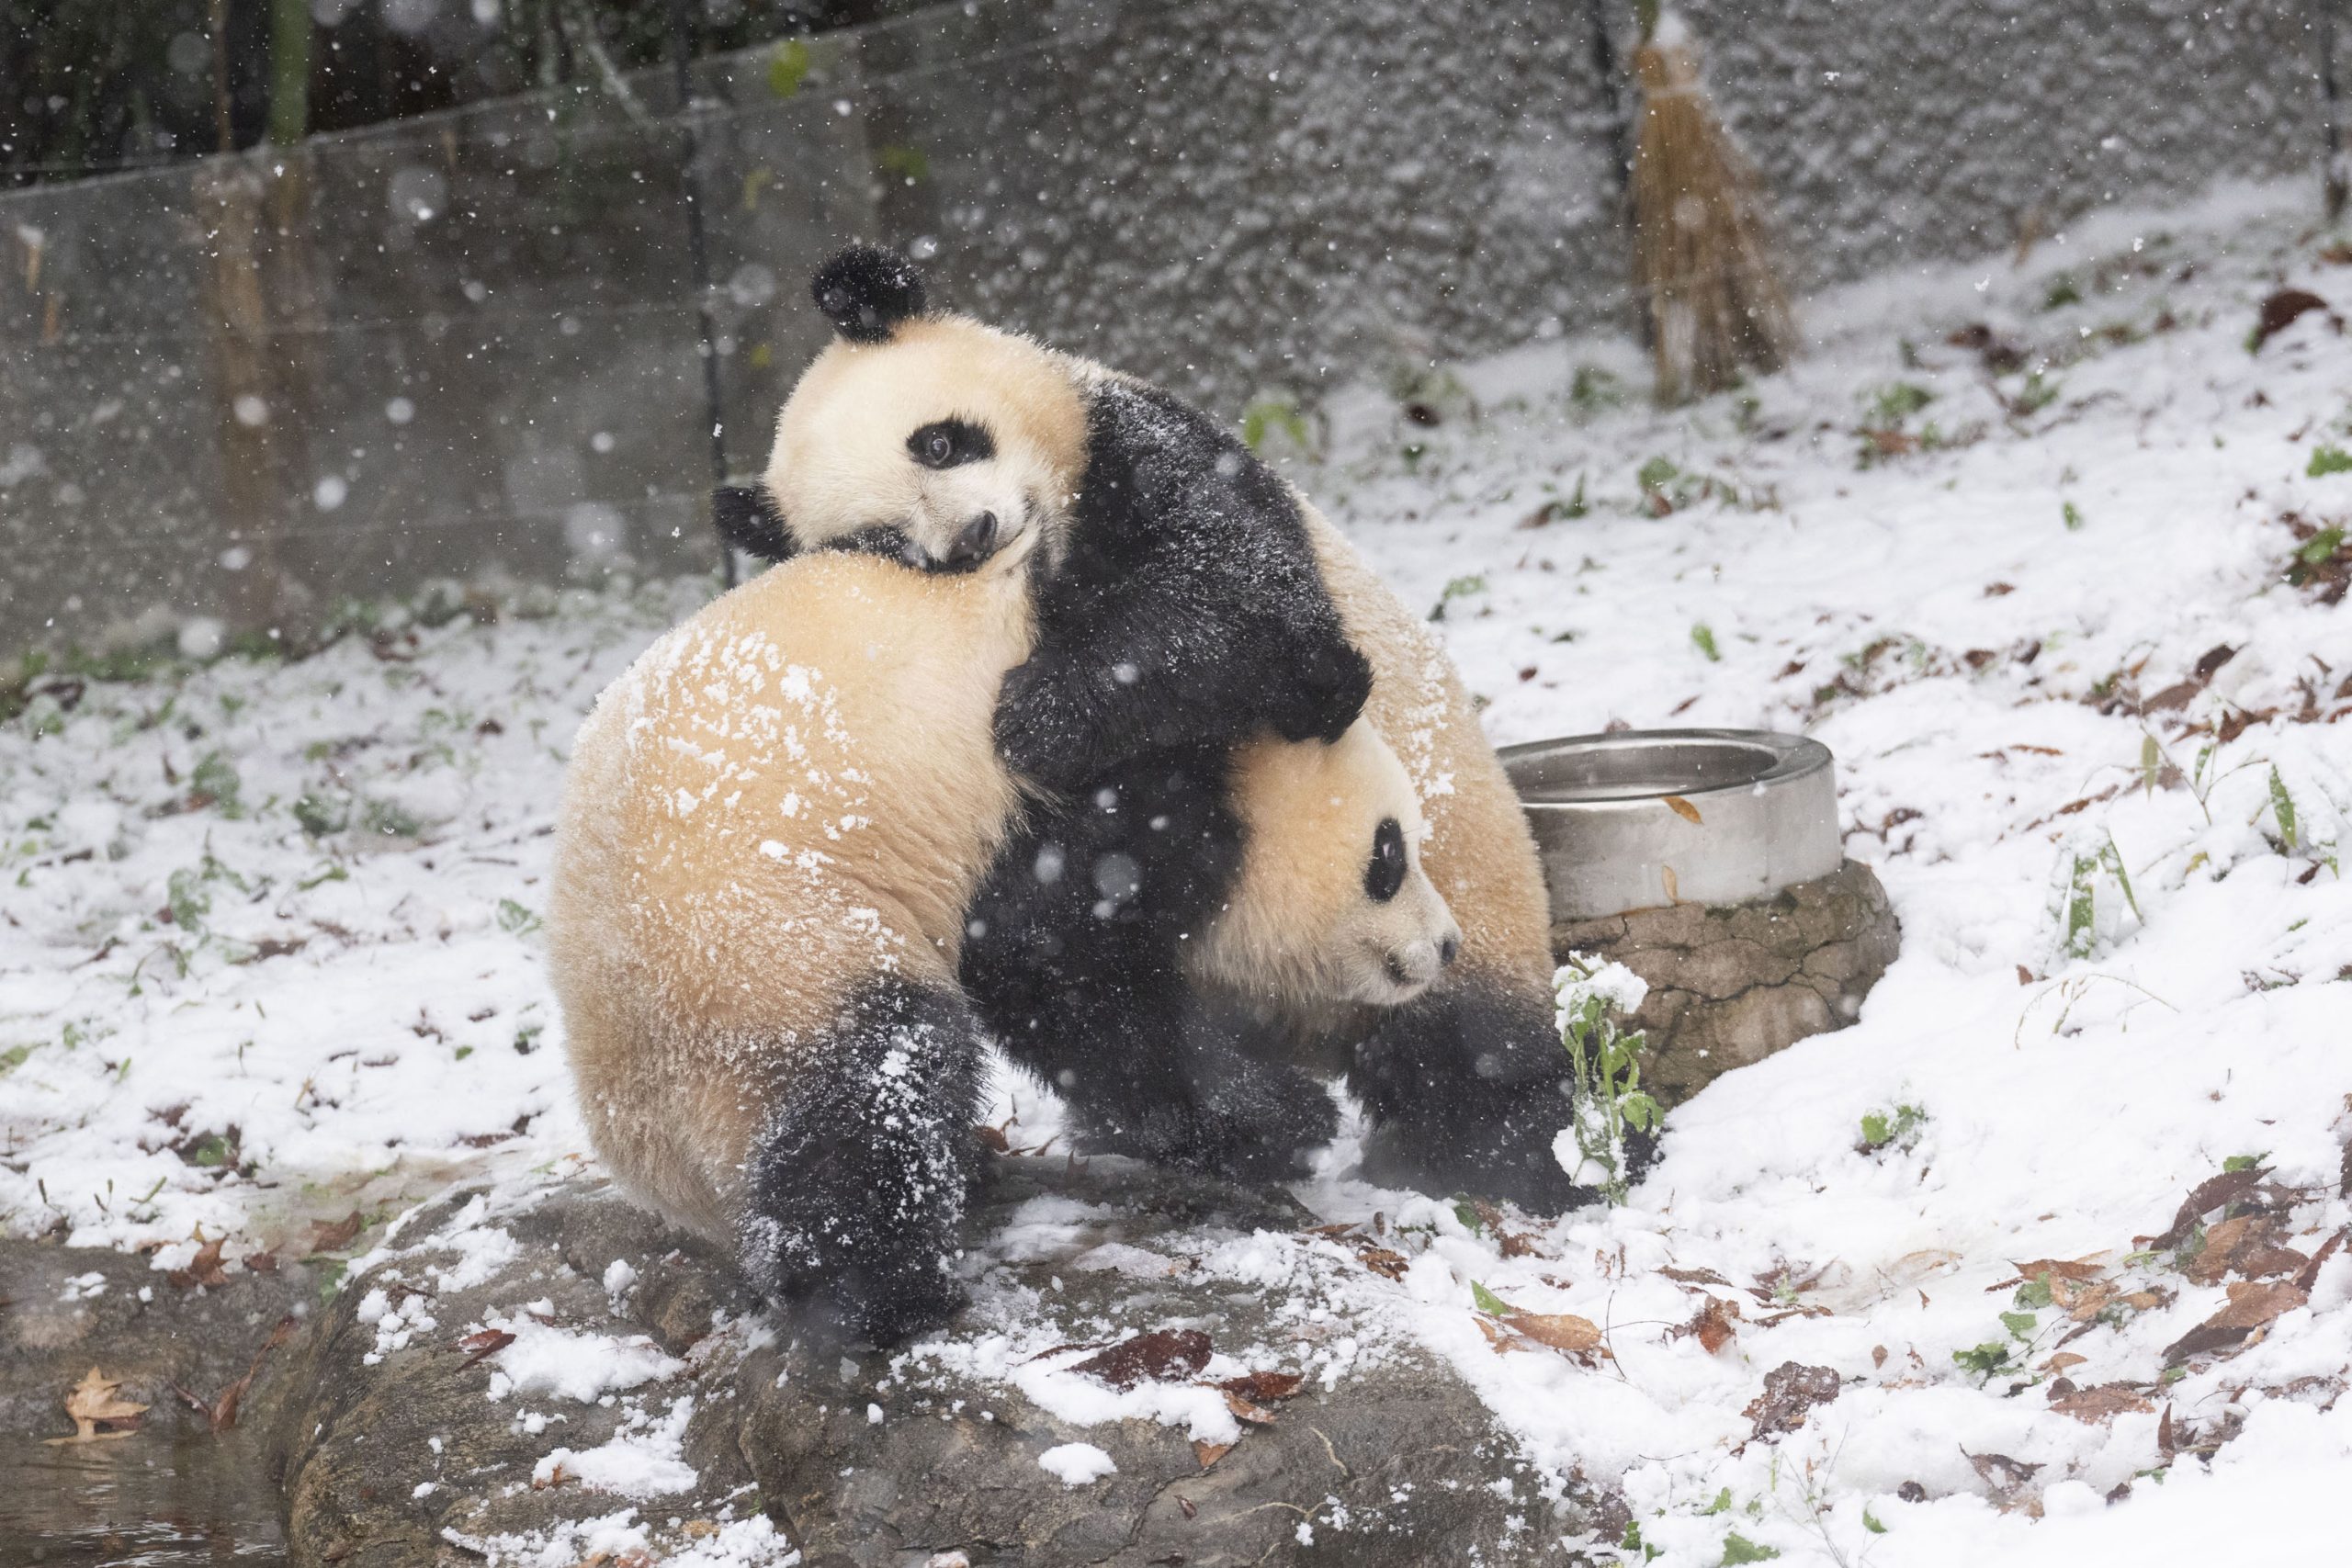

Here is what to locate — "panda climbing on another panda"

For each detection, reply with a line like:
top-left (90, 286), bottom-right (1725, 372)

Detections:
top-left (550, 542), bottom-right (1459, 1344)
top-left (721, 248), bottom-right (1597, 1213)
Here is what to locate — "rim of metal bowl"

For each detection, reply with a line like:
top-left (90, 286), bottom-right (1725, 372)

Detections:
top-left (1497, 728), bottom-right (1832, 807)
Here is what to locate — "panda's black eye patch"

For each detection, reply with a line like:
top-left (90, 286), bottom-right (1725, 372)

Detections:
top-left (908, 419), bottom-right (994, 469)
top-left (1365, 817), bottom-right (1407, 904)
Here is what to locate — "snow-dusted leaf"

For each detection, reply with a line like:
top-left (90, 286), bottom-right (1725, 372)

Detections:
top-left (1069, 1329), bottom-right (1212, 1391)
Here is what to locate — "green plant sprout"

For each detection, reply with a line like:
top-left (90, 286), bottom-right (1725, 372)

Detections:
top-left (1553, 953), bottom-right (1662, 1204)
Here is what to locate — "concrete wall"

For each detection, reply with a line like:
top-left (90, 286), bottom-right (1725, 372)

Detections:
top-left (0, 0), bottom-right (2330, 654)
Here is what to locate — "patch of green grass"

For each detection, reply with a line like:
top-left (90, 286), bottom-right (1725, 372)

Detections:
top-left (190, 750), bottom-right (243, 816)
top-left (1569, 365), bottom-right (1625, 414)
top-left (166, 867), bottom-right (211, 933)
top-left (1869, 382), bottom-right (1935, 424)
top-left (293, 792), bottom-right (349, 837)
top-left (1860, 1101), bottom-right (1928, 1153)
top-left (2222, 1152), bottom-right (2267, 1173)
top-left (2062, 500), bottom-right (2085, 532)
top-left (1240, 394), bottom-right (1312, 457)
top-left (1952, 1340), bottom-right (2017, 1382)
top-left (1690, 623), bottom-right (1721, 662)
top-left (766, 36), bottom-right (811, 97)
top-left (1720, 1533), bottom-right (1779, 1564)
top-left (876, 143), bottom-right (930, 184)
top-left (2308, 445), bottom-right (2352, 479)
top-left (496, 898), bottom-right (542, 937)
top-left (360, 799), bottom-right (424, 840)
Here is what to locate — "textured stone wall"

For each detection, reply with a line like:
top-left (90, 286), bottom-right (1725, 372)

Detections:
top-left (0, 0), bottom-right (2329, 653)
top-left (1553, 860), bottom-right (1902, 1106)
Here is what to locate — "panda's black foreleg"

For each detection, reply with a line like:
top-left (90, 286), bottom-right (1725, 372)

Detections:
top-left (737, 976), bottom-right (986, 1346)
top-left (1347, 975), bottom-right (1622, 1215)
top-left (993, 589), bottom-right (1371, 793)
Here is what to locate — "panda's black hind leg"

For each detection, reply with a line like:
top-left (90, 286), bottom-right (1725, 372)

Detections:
top-left (738, 976), bottom-right (986, 1346)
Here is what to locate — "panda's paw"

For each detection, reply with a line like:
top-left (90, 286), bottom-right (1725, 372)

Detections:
top-left (1269, 636), bottom-right (1374, 745)
top-left (826, 1255), bottom-right (970, 1348)
top-left (993, 661), bottom-right (1096, 790)
top-left (1074, 1066), bottom-right (1338, 1183)
top-left (1356, 1113), bottom-right (1600, 1217)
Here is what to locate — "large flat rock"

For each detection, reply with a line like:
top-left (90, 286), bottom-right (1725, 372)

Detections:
top-left (107, 1156), bottom-right (1598, 1566)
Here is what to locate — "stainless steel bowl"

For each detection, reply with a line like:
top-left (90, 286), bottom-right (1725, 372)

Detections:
top-left (1498, 728), bottom-right (1842, 920)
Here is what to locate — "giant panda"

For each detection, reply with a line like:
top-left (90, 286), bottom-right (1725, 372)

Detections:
top-left (720, 248), bottom-right (1585, 1211)
top-left (548, 540), bottom-right (1460, 1344)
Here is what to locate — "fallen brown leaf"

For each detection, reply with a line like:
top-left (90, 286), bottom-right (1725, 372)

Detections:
top-left (2295, 1229), bottom-right (2345, 1292)
top-left (310, 1211), bottom-right (365, 1254)
top-left (1744, 1362), bottom-right (1840, 1440)
top-left (1216, 1371), bottom-right (1306, 1404)
top-left (1679, 1296), bottom-right (1741, 1355)
top-left (2252, 288), bottom-right (2332, 351)
top-left (2163, 1280), bottom-right (2310, 1365)
top-left (1999, 1256), bottom-right (2106, 1288)
top-left (2049, 1382), bottom-right (2154, 1425)
top-left (1357, 1245), bottom-right (1409, 1280)
top-left (1659, 1265), bottom-right (1731, 1288)
top-left (166, 1235), bottom-right (231, 1291)
top-left (1515, 1312), bottom-right (1603, 1356)
top-left (1220, 1389), bottom-right (1278, 1426)
top-left (2040, 1351), bottom-right (2088, 1374)
top-left (47, 1367), bottom-right (149, 1445)
top-left (2211, 1279), bottom-right (2310, 1331)
top-left (1661, 795), bottom-right (1703, 826)
top-left (1193, 1439), bottom-right (1231, 1469)
top-left (1070, 1329), bottom-right (1212, 1391)
top-left (457, 1328), bottom-right (517, 1370)
top-left (1965, 1449), bottom-right (2042, 1495)
top-left (2145, 1167), bottom-right (2266, 1250)
top-left (1474, 1315), bottom-right (1521, 1352)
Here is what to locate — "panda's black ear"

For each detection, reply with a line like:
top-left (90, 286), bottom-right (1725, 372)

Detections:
top-left (712, 484), bottom-right (797, 563)
top-left (810, 246), bottom-right (928, 344)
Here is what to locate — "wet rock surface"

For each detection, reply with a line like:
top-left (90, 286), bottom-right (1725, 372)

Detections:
top-left (0, 1159), bottom-right (1590, 1566)
top-left (0, 1238), bottom-right (312, 1562)
top-left (1552, 858), bottom-right (1900, 1105)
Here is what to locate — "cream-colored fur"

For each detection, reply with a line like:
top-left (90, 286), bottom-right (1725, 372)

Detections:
top-left (1196, 721), bottom-right (1458, 1010)
top-left (1296, 502), bottom-right (1555, 992)
top-left (765, 316), bottom-right (1090, 569)
top-left (550, 546), bottom-right (1038, 1238)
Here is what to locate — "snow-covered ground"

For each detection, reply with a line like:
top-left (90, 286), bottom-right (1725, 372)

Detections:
top-left (6, 178), bottom-right (2352, 1563)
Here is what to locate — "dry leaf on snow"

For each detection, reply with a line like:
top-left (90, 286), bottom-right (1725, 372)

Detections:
top-left (2163, 1280), bottom-right (2310, 1365)
top-left (2048, 1381), bottom-right (2154, 1425)
top-left (1677, 1296), bottom-right (1741, 1355)
top-left (1514, 1313), bottom-right (1604, 1355)
top-left (1743, 1361), bottom-right (1840, 1441)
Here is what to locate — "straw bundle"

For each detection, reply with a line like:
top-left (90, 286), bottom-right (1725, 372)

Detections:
top-left (1629, 15), bottom-right (1794, 403)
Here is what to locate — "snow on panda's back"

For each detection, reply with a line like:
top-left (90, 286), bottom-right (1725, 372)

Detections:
top-left (558, 549), bottom-right (1035, 1016)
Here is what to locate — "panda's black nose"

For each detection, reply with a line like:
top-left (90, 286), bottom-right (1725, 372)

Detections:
top-left (1439, 934), bottom-right (1460, 968)
top-left (942, 512), bottom-right (998, 567)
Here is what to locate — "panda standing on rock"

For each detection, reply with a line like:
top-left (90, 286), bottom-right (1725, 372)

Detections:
top-left (716, 248), bottom-right (1594, 1215)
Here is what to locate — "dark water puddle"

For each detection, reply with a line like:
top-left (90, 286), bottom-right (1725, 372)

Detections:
top-left (0, 1433), bottom-right (284, 1567)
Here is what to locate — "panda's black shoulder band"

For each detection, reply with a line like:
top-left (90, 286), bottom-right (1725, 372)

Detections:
top-left (811, 246), bottom-right (928, 343)
top-left (711, 484), bottom-right (797, 563)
